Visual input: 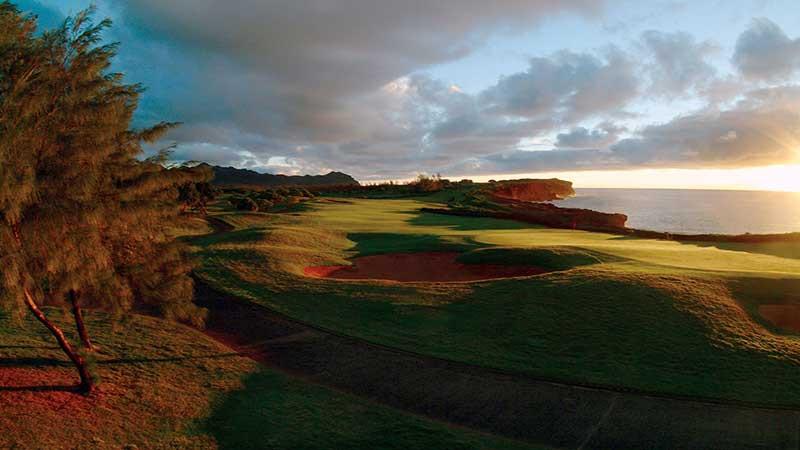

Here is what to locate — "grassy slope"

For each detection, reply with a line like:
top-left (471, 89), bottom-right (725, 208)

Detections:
top-left (1, 289), bottom-right (540, 448)
top-left (197, 197), bottom-right (800, 406)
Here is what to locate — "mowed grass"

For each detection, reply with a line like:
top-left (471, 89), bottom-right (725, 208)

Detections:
top-left (196, 196), bottom-right (800, 406)
top-left (0, 310), bottom-right (542, 449)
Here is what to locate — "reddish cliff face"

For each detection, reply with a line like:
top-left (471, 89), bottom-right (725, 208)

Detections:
top-left (504, 202), bottom-right (628, 230)
top-left (489, 179), bottom-right (575, 202)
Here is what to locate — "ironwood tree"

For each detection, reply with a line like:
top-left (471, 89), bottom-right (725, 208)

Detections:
top-left (0, 3), bottom-right (208, 394)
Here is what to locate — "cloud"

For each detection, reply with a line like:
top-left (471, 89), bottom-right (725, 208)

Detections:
top-left (555, 122), bottom-right (626, 149)
top-left (733, 18), bottom-right (800, 81)
top-left (640, 30), bottom-right (717, 96)
top-left (115, 0), bottom-right (601, 142)
top-left (480, 48), bottom-right (639, 123)
top-left (19, 1), bottom-right (800, 180)
top-left (608, 85), bottom-right (800, 168)
top-left (444, 85), bottom-right (800, 176)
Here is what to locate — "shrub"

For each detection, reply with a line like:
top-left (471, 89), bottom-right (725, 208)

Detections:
top-left (234, 197), bottom-right (259, 211)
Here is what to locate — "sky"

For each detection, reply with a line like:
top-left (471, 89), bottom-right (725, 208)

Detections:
top-left (17, 0), bottom-right (800, 190)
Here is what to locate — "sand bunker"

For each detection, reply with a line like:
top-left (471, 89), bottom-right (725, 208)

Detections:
top-left (304, 252), bottom-right (548, 282)
top-left (759, 304), bottom-right (800, 333)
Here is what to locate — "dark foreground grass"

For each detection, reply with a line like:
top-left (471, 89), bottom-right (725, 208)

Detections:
top-left (0, 309), bottom-right (543, 449)
top-left (206, 369), bottom-right (540, 450)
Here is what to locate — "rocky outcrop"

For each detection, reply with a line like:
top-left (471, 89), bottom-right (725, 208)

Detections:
top-left (502, 201), bottom-right (627, 230)
top-left (422, 201), bottom-right (627, 232)
top-left (489, 179), bottom-right (575, 202)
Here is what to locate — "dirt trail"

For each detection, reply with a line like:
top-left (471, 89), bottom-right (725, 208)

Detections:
top-left (197, 216), bottom-right (800, 450)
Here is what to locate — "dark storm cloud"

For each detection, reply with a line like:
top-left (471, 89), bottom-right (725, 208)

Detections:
top-left (94, 0), bottom-right (609, 178)
top-left (116, 0), bottom-right (601, 141)
top-left (733, 18), bottom-right (800, 81)
top-left (19, 1), bottom-right (800, 179)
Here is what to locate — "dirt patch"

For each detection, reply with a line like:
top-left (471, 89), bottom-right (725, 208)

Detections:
top-left (759, 304), bottom-right (800, 332)
top-left (304, 251), bottom-right (548, 282)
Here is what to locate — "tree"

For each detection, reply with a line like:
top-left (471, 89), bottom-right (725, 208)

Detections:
top-left (178, 180), bottom-right (217, 215)
top-left (233, 196), bottom-right (259, 211)
top-left (0, 4), bottom-right (207, 393)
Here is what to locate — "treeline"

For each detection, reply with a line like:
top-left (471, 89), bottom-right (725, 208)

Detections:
top-left (0, 4), bottom-right (207, 393)
top-left (311, 174), bottom-right (474, 198)
top-left (226, 186), bottom-right (315, 212)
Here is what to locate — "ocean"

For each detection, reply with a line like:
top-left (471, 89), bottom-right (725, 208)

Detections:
top-left (552, 188), bottom-right (800, 235)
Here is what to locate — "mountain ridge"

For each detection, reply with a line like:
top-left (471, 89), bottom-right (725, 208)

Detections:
top-left (202, 164), bottom-right (359, 186)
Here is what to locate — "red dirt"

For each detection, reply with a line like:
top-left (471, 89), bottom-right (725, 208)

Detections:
top-left (0, 367), bottom-right (100, 416)
top-left (759, 304), bottom-right (800, 332)
top-left (304, 252), bottom-right (548, 282)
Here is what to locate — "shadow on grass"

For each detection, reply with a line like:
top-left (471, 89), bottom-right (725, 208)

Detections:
top-left (0, 384), bottom-right (78, 392)
top-left (347, 232), bottom-right (478, 256)
top-left (270, 201), bottom-right (313, 214)
top-left (0, 357), bottom-right (68, 367)
top-left (727, 277), bottom-right (800, 335)
top-left (679, 240), bottom-right (800, 261)
top-left (407, 211), bottom-right (530, 231)
top-left (101, 352), bottom-right (245, 365)
top-left (0, 345), bottom-right (59, 350)
top-left (202, 368), bottom-right (528, 450)
top-left (192, 228), bottom-right (268, 247)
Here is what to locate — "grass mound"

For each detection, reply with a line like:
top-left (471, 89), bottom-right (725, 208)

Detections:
top-left (457, 247), bottom-right (607, 271)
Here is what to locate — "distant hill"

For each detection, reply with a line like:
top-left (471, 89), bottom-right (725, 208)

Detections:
top-left (203, 164), bottom-right (359, 187)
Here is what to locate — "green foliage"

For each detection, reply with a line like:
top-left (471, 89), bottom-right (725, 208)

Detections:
top-left (233, 197), bottom-right (259, 212)
top-left (179, 180), bottom-right (218, 214)
top-left (256, 199), bottom-right (274, 211)
top-left (0, 6), bottom-right (206, 323)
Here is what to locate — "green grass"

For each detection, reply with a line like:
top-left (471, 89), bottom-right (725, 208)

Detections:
top-left (456, 247), bottom-right (608, 270)
top-left (195, 196), bottom-right (800, 407)
top-left (206, 369), bottom-right (539, 450)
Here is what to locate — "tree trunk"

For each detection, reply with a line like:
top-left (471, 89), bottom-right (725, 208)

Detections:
top-left (23, 287), bottom-right (94, 394)
top-left (68, 290), bottom-right (96, 351)
top-left (12, 223), bottom-right (94, 394)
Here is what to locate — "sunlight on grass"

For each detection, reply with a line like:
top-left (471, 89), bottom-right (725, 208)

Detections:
top-left (194, 197), bottom-right (800, 407)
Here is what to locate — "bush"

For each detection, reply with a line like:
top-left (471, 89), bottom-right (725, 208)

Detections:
top-left (413, 174), bottom-right (444, 193)
top-left (233, 197), bottom-right (259, 211)
top-left (258, 189), bottom-right (279, 201)
top-left (256, 199), bottom-right (274, 211)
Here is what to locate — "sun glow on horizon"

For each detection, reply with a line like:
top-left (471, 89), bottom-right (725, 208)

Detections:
top-left (457, 164), bottom-right (800, 193)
